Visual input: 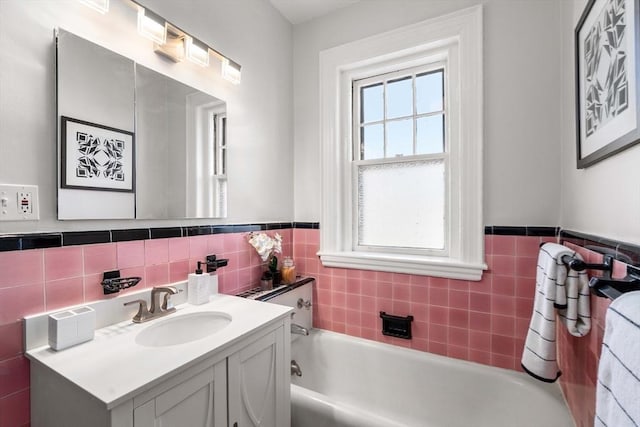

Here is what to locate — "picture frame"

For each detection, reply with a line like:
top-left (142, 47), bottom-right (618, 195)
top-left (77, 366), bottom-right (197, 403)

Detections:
top-left (575, 0), bottom-right (640, 168)
top-left (61, 116), bottom-right (135, 192)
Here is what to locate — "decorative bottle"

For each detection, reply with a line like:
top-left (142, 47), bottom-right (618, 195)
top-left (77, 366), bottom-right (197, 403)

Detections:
top-left (281, 256), bottom-right (296, 285)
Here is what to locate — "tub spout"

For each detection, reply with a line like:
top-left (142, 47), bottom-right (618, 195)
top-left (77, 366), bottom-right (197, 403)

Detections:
top-left (291, 360), bottom-right (302, 377)
top-left (291, 323), bottom-right (309, 336)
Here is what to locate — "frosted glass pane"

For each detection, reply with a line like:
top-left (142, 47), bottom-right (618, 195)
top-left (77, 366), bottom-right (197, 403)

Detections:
top-left (387, 77), bottom-right (412, 119)
top-left (387, 119), bottom-right (413, 157)
top-left (358, 160), bottom-right (445, 249)
top-left (416, 71), bottom-right (443, 114)
top-left (416, 114), bottom-right (444, 154)
top-left (362, 124), bottom-right (384, 160)
top-left (216, 178), bottom-right (227, 218)
top-left (361, 84), bottom-right (383, 123)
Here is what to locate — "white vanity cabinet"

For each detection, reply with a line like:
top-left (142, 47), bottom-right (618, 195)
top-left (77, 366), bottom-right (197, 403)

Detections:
top-left (27, 297), bottom-right (292, 427)
top-left (132, 360), bottom-right (227, 427)
top-left (132, 327), bottom-right (289, 427)
top-left (228, 329), bottom-right (289, 427)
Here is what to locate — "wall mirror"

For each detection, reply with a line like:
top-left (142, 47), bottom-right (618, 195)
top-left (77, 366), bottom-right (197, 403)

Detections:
top-left (56, 29), bottom-right (227, 220)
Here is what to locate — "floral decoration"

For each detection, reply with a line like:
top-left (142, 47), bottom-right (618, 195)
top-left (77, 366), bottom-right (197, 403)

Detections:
top-left (247, 232), bottom-right (282, 262)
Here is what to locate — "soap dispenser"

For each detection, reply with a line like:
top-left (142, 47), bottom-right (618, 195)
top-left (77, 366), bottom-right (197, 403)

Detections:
top-left (209, 269), bottom-right (219, 295)
top-left (205, 255), bottom-right (225, 296)
top-left (188, 262), bottom-right (209, 305)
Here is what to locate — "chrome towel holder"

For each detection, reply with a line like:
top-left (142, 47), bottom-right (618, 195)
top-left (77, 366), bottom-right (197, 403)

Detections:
top-left (541, 242), bottom-right (640, 300)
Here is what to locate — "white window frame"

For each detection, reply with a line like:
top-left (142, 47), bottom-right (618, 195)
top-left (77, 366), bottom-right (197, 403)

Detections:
top-left (318, 5), bottom-right (486, 280)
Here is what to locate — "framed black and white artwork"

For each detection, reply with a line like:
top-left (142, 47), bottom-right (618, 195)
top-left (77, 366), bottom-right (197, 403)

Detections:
top-left (575, 0), bottom-right (640, 168)
top-left (61, 116), bottom-right (135, 192)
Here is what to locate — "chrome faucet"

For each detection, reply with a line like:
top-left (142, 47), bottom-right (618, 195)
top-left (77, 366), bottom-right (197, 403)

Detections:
top-left (291, 360), bottom-right (302, 377)
top-left (291, 323), bottom-right (309, 336)
top-left (124, 286), bottom-right (178, 323)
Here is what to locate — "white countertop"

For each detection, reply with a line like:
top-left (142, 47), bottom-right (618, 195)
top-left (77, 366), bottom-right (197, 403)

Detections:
top-left (26, 294), bottom-right (292, 409)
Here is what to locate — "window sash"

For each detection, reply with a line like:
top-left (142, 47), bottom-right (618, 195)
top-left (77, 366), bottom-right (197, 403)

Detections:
top-left (352, 153), bottom-right (449, 256)
top-left (352, 63), bottom-right (446, 161)
top-left (352, 63), bottom-right (449, 256)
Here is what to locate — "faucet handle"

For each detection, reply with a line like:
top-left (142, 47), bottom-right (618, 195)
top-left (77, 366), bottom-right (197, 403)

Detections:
top-left (297, 298), bottom-right (312, 309)
top-left (150, 286), bottom-right (179, 314)
top-left (124, 299), bottom-right (151, 323)
top-left (161, 291), bottom-right (180, 312)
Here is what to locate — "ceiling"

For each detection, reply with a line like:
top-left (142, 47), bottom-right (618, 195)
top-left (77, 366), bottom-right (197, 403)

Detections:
top-left (269, 0), bottom-right (361, 25)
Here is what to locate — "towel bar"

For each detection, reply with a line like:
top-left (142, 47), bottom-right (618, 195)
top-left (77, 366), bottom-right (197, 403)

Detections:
top-left (560, 254), bottom-right (614, 274)
top-left (589, 265), bottom-right (640, 300)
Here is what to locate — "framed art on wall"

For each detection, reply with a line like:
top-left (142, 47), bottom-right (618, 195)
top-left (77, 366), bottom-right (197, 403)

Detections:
top-left (61, 116), bottom-right (135, 192)
top-left (575, 0), bottom-right (640, 168)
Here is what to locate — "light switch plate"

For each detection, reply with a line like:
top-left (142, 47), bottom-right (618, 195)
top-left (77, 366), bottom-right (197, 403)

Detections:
top-left (0, 184), bottom-right (39, 220)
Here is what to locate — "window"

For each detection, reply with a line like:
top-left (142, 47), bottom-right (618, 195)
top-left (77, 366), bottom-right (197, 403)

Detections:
top-left (353, 66), bottom-right (447, 253)
top-left (186, 97), bottom-right (227, 218)
top-left (212, 112), bottom-right (227, 218)
top-left (318, 6), bottom-right (485, 280)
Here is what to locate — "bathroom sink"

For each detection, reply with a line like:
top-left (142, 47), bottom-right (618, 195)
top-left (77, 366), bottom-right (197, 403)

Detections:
top-left (135, 312), bottom-right (232, 347)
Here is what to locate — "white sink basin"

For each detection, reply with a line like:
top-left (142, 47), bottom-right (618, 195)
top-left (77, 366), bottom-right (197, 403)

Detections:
top-left (135, 312), bottom-right (232, 347)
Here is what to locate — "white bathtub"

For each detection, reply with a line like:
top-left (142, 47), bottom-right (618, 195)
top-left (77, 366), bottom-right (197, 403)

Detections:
top-left (291, 330), bottom-right (574, 427)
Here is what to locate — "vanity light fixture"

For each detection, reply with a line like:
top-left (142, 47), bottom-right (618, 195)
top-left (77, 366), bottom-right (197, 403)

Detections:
top-left (186, 36), bottom-right (210, 67)
top-left (154, 24), bottom-right (186, 62)
top-left (128, 0), bottom-right (241, 84)
top-left (137, 6), bottom-right (167, 45)
top-left (221, 58), bottom-right (242, 85)
top-left (78, 0), bottom-right (109, 14)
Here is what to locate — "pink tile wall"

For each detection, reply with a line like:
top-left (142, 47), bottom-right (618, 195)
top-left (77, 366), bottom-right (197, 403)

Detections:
top-left (0, 230), bottom-right (291, 427)
top-left (556, 243), bottom-right (624, 427)
top-left (293, 229), bottom-right (556, 371)
top-left (5, 227), bottom-right (610, 427)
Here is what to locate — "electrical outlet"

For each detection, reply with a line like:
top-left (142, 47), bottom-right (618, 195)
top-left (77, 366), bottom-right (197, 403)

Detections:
top-left (18, 192), bottom-right (32, 214)
top-left (0, 184), bottom-right (39, 221)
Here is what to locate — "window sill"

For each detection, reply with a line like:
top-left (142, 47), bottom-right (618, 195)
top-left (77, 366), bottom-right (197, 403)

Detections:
top-left (318, 251), bottom-right (487, 281)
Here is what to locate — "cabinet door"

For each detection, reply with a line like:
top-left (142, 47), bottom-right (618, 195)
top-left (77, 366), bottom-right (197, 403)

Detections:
top-left (228, 327), bottom-right (289, 427)
top-left (134, 361), bottom-right (227, 427)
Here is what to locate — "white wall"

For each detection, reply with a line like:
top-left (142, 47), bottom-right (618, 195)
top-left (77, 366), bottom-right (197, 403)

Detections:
top-left (8, 0), bottom-right (629, 242)
top-left (0, 0), bottom-right (293, 233)
top-left (560, 0), bottom-right (640, 245)
top-left (292, 0), bottom-right (563, 226)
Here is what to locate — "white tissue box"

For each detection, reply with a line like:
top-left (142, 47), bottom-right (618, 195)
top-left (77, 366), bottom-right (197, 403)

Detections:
top-left (48, 306), bottom-right (96, 351)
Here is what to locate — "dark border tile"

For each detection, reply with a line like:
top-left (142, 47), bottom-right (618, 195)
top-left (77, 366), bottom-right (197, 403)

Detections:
top-left (560, 229), bottom-right (599, 243)
top-left (184, 226), bottom-right (212, 236)
top-left (150, 227), bottom-right (183, 239)
top-left (561, 230), bottom-right (616, 252)
top-left (265, 222), bottom-right (293, 230)
top-left (615, 242), bottom-right (640, 266)
top-left (21, 234), bottom-right (62, 250)
top-left (0, 236), bottom-right (22, 252)
top-left (63, 230), bottom-right (111, 246)
top-left (293, 222), bottom-right (320, 229)
top-left (111, 228), bottom-right (150, 242)
top-left (526, 227), bottom-right (559, 237)
top-left (490, 226), bottom-right (527, 236)
top-left (212, 224), bottom-right (261, 234)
